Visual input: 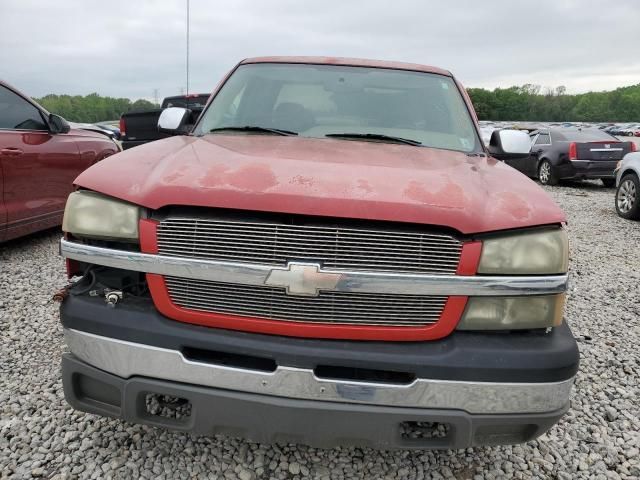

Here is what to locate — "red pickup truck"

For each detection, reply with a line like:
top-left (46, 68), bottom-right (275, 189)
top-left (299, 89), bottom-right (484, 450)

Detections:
top-left (0, 81), bottom-right (119, 241)
top-left (58, 57), bottom-right (578, 449)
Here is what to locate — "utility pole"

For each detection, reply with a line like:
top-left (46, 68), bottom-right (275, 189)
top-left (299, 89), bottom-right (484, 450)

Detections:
top-left (153, 88), bottom-right (159, 106)
top-left (186, 0), bottom-right (190, 95)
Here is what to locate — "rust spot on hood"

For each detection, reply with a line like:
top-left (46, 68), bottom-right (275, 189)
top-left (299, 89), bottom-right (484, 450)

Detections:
top-left (357, 179), bottom-right (373, 194)
top-left (291, 175), bottom-right (315, 187)
top-left (404, 179), bottom-right (467, 208)
top-left (162, 164), bottom-right (192, 184)
top-left (199, 163), bottom-right (277, 191)
top-left (494, 192), bottom-right (533, 220)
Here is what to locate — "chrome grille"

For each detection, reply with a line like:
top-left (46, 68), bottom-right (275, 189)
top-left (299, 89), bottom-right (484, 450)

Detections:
top-left (165, 276), bottom-right (447, 326)
top-left (157, 217), bottom-right (462, 274)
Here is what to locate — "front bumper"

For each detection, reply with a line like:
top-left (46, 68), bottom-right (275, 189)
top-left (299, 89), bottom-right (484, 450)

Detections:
top-left (60, 295), bottom-right (578, 449)
top-left (63, 327), bottom-right (574, 415)
top-left (62, 353), bottom-right (569, 450)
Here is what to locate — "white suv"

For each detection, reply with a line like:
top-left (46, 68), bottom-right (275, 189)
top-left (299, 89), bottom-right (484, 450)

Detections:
top-left (615, 152), bottom-right (640, 219)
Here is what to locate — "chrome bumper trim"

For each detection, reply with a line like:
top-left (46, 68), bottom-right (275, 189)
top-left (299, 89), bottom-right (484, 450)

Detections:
top-left (60, 239), bottom-right (568, 297)
top-left (64, 328), bottom-right (574, 414)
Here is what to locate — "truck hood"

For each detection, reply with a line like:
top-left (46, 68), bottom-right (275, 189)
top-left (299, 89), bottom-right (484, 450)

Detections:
top-left (74, 135), bottom-right (565, 234)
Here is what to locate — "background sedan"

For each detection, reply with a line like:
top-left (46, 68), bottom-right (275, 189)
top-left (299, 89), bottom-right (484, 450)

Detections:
top-left (501, 128), bottom-right (636, 186)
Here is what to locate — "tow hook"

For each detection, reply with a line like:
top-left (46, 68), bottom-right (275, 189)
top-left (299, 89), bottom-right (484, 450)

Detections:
top-left (104, 290), bottom-right (123, 308)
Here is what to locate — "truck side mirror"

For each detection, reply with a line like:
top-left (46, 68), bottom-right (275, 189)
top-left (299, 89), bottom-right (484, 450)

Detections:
top-left (49, 113), bottom-right (71, 134)
top-left (488, 129), bottom-right (531, 159)
top-left (158, 107), bottom-right (191, 134)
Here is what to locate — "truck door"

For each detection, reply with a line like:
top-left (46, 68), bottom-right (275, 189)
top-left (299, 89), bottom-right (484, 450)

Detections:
top-left (0, 84), bottom-right (80, 239)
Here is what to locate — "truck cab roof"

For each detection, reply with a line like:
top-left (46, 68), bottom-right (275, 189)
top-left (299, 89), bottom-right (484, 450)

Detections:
top-left (240, 56), bottom-right (452, 77)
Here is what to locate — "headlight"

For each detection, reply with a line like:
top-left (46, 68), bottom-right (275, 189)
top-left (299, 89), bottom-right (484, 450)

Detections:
top-left (457, 294), bottom-right (565, 330)
top-left (62, 191), bottom-right (141, 241)
top-left (478, 229), bottom-right (568, 275)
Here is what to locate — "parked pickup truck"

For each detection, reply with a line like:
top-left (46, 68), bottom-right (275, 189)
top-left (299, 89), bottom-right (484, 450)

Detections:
top-left (58, 57), bottom-right (578, 450)
top-left (119, 93), bottom-right (209, 150)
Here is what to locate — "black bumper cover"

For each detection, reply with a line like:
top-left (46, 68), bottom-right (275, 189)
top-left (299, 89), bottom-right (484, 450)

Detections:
top-left (60, 295), bottom-right (579, 384)
top-left (62, 354), bottom-right (569, 450)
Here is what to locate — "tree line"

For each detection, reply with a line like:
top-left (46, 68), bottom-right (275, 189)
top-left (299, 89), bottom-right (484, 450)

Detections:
top-left (467, 83), bottom-right (640, 122)
top-left (35, 83), bottom-right (640, 124)
top-left (36, 93), bottom-right (157, 123)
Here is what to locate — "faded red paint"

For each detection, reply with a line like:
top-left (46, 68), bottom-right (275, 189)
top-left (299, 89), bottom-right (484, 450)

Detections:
top-left (76, 134), bottom-right (565, 234)
top-left (139, 218), bottom-right (159, 254)
top-left (456, 241), bottom-right (483, 276)
top-left (199, 162), bottom-right (278, 191)
top-left (403, 179), bottom-right (467, 208)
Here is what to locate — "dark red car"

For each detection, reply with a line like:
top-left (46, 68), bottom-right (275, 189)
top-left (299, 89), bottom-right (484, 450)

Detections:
top-left (0, 81), bottom-right (119, 241)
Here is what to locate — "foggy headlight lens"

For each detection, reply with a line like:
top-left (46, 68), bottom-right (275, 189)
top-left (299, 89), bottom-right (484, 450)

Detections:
top-left (478, 229), bottom-right (568, 274)
top-left (457, 295), bottom-right (565, 330)
top-left (62, 191), bottom-right (141, 240)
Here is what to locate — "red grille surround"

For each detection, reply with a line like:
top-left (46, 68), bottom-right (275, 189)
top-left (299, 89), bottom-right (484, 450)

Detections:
top-left (140, 218), bottom-right (480, 341)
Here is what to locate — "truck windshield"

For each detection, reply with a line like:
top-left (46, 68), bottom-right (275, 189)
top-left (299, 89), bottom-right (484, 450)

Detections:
top-left (194, 63), bottom-right (480, 153)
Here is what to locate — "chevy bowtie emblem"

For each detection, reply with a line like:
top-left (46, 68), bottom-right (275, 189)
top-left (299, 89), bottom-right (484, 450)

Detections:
top-left (265, 262), bottom-right (342, 296)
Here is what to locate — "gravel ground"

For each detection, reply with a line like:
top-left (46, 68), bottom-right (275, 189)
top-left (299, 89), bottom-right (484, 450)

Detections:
top-left (1, 181), bottom-right (639, 480)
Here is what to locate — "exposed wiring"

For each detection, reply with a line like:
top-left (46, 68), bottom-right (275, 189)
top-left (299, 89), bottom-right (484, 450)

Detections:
top-left (70, 269), bottom-right (97, 296)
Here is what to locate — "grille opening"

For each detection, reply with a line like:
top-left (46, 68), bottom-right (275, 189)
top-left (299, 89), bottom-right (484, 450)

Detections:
top-left (182, 346), bottom-right (277, 372)
top-left (165, 276), bottom-right (446, 327)
top-left (400, 421), bottom-right (450, 440)
top-left (314, 365), bottom-right (415, 385)
top-left (145, 393), bottom-right (192, 420)
top-left (156, 214), bottom-right (463, 275)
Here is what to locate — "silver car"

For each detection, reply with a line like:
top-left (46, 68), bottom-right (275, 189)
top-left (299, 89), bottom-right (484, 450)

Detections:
top-left (615, 152), bottom-right (640, 219)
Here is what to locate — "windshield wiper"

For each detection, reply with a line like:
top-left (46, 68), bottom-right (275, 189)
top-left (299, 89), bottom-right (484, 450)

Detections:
top-left (208, 126), bottom-right (298, 136)
top-left (325, 133), bottom-right (422, 146)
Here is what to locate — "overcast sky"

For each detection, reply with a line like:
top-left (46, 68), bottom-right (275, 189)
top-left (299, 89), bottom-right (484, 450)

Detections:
top-left (1, 0), bottom-right (639, 100)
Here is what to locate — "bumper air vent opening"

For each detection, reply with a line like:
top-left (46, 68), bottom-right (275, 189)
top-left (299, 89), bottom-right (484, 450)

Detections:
top-left (182, 346), bottom-right (277, 373)
top-left (314, 365), bottom-right (415, 385)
